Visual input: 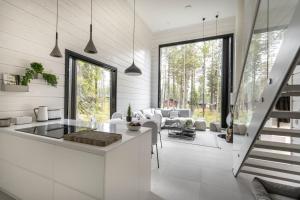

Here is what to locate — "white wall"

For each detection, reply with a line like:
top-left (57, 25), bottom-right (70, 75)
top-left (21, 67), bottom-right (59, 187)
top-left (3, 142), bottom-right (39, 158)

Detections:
top-left (150, 16), bottom-right (236, 107)
top-left (0, 0), bottom-right (153, 119)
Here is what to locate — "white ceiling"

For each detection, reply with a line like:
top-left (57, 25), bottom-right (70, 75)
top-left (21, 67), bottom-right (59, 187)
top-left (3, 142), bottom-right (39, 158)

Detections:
top-left (128, 0), bottom-right (237, 32)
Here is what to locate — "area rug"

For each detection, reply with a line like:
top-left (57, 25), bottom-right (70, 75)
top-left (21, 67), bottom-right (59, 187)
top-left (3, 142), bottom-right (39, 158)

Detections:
top-left (161, 130), bottom-right (220, 148)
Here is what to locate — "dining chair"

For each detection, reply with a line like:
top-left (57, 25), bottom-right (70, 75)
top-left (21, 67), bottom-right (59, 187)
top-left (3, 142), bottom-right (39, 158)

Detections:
top-left (142, 121), bottom-right (159, 168)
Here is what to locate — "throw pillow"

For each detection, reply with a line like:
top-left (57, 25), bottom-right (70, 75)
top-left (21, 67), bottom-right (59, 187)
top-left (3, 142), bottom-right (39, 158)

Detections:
top-left (145, 113), bottom-right (153, 119)
top-left (251, 178), bottom-right (272, 200)
top-left (135, 111), bottom-right (146, 120)
top-left (154, 109), bottom-right (162, 116)
top-left (257, 177), bottom-right (300, 199)
top-left (169, 110), bottom-right (179, 119)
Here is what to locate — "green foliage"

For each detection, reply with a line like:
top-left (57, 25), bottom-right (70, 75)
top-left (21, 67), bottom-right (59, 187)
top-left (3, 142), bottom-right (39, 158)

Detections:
top-left (76, 60), bottom-right (111, 122)
top-left (42, 73), bottom-right (58, 87)
top-left (21, 62), bottom-right (58, 87)
top-left (127, 104), bottom-right (132, 117)
top-left (21, 68), bottom-right (35, 86)
top-left (184, 119), bottom-right (193, 128)
top-left (30, 62), bottom-right (44, 74)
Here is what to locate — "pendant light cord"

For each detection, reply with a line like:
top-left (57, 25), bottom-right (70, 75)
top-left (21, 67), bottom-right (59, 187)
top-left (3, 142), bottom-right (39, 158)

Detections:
top-left (56, 0), bottom-right (59, 36)
top-left (202, 18), bottom-right (205, 38)
top-left (215, 14), bottom-right (219, 36)
top-left (91, 0), bottom-right (93, 25)
top-left (133, 0), bottom-right (136, 62)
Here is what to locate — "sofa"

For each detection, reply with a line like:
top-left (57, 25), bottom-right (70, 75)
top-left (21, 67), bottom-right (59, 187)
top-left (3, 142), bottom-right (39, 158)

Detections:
top-left (251, 177), bottom-right (300, 200)
top-left (134, 108), bottom-right (192, 129)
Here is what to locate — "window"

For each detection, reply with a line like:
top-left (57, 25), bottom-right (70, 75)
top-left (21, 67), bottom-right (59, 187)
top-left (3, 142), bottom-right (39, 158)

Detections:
top-left (159, 34), bottom-right (233, 127)
top-left (65, 50), bottom-right (117, 122)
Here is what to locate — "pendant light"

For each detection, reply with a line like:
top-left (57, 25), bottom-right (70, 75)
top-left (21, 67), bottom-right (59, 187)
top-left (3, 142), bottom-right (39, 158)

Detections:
top-left (84, 0), bottom-right (97, 54)
top-left (124, 0), bottom-right (142, 76)
top-left (50, 0), bottom-right (62, 58)
top-left (201, 17), bottom-right (206, 118)
top-left (215, 14), bottom-right (219, 36)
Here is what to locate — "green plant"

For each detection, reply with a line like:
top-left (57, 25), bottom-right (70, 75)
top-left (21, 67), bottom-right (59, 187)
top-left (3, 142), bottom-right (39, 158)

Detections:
top-left (30, 62), bottom-right (44, 74)
top-left (21, 62), bottom-right (58, 87)
top-left (127, 104), bottom-right (132, 117)
top-left (42, 73), bottom-right (58, 87)
top-left (185, 119), bottom-right (193, 128)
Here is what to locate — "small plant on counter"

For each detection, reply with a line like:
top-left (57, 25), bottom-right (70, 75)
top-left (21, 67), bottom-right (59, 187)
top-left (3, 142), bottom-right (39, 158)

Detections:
top-left (126, 104), bottom-right (132, 122)
top-left (21, 62), bottom-right (58, 87)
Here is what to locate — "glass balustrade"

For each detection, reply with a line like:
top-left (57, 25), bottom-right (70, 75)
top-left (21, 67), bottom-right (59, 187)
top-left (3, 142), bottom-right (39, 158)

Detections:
top-left (233, 0), bottom-right (299, 174)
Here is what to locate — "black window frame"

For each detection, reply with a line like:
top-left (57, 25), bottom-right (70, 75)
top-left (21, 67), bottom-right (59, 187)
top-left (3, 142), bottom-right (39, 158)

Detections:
top-left (64, 49), bottom-right (117, 120)
top-left (158, 33), bottom-right (234, 128)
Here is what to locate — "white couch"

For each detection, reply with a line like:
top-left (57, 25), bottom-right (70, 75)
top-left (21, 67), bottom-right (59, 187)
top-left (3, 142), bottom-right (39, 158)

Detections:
top-left (134, 108), bottom-right (192, 129)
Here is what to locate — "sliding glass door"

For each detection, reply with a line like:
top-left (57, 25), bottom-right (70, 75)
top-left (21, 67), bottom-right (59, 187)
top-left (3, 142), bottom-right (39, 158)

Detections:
top-left (159, 35), bottom-right (233, 126)
top-left (65, 50), bottom-right (117, 122)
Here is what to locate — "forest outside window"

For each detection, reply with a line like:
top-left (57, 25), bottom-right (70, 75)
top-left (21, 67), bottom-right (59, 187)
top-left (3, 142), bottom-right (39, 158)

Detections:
top-left (65, 50), bottom-right (117, 122)
top-left (158, 35), bottom-right (233, 127)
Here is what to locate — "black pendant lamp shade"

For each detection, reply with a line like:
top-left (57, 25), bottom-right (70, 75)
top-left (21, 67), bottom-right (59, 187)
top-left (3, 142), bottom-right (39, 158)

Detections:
top-left (50, 0), bottom-right (62, 58)
top-left (84, 0), bottom-right (97, 54)
top-left (124, 61), bottom-right (142, 76)
top-left (124, 0), bottom-right (142, 76)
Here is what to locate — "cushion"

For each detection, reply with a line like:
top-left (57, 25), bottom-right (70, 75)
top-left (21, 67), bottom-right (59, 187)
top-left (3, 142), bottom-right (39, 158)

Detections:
top-left (178, 109), bottom-right (191, 118)
top-left (194, 120), bottom-right (206, 131)
top-left (145, 113), bottom-right (154, 119)
top-left (210, 122), bottom-right (221, 132)
top-left (257, 177), bottom-right (300, 199)
top-left (142, 109), bottom-right (154, 116)
top-left (169, 111), bottom-right (179, 119)
top-left (154, 109), bottom-right (163, 116)
top-left (251, 177), bottom-right (272, 200)
top-left (161, 109), bottom-right (170, 118)
top-left (269, 194), bottom-right (296, 200)
top-left (135, 111), bottom-right (146, 120)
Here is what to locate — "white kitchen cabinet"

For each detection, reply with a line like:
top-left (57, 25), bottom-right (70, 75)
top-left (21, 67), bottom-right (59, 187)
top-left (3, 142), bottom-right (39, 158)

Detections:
top-left (0, 120), bottom-right (151, 200)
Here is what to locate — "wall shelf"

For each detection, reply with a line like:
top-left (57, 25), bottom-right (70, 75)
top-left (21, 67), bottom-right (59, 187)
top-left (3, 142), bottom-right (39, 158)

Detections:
top-left (1, 84), bottom-right (29, 92)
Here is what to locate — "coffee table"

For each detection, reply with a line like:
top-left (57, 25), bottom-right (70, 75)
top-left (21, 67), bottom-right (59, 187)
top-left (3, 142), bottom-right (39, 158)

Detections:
top-left (165, 120), bottom-right (196, 140)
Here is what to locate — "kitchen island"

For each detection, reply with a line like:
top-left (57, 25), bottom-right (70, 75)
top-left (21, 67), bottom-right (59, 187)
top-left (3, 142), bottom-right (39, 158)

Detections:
top-left (0, 119), bottom-right (152, 200)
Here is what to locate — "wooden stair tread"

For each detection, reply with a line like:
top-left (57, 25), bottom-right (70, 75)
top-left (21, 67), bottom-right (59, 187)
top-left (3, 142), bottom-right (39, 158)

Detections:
top-left (249, 150), bottom-right (300, 165)
top-left (244, 158), bottom-right (300, 175)
top-left (283, 85), bottom-right (300, 92)
top-left (269, 111), bottom-right (300, 119)
top-left (261, 127), bottom-right (300, 137)
top-left (240, 167), bottom-right (300, 184)
top-left (254, 140), bottom-right (300, 153)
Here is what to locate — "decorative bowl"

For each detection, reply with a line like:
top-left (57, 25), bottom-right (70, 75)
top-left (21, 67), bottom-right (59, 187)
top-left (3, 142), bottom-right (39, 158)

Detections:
top-left (127, 122), bottom-right (141, 131)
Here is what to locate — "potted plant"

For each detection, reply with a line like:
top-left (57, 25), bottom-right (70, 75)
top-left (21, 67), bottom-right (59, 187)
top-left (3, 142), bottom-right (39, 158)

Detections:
top-left (126, 104), bottom-right (132, 122)
top-left (184, 119), bottom-right (193, 129)
top-left (21, 62), bottom-right (58, 87)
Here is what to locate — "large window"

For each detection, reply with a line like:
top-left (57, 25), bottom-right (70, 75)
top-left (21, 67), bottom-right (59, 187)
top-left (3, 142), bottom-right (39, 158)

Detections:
top-left (65, 50), bottom-right (117, 122)
top-left (159, 35), bottom-right (233, 127)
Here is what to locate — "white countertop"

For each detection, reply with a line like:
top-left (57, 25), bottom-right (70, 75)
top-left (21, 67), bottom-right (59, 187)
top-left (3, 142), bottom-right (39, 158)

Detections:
top-left (0, 119), bottom-right (151, 156)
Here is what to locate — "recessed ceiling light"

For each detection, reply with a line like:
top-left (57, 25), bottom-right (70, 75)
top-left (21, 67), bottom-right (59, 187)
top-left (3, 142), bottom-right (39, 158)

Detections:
top-left (185, 4), bottom-right (192, 9)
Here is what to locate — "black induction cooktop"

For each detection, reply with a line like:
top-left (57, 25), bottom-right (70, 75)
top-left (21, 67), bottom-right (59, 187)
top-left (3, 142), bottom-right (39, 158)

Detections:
top-left (16, 124), bottom-right (91, 139)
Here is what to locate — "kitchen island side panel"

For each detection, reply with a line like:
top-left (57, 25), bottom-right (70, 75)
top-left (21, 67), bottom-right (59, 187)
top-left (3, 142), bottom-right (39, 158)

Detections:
top-left (104, 131), bottom-right (151, 200)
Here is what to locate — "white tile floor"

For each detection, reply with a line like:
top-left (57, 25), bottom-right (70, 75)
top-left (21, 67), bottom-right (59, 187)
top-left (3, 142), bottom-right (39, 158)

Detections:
top-left (149, 130), bottom-right (255, 200)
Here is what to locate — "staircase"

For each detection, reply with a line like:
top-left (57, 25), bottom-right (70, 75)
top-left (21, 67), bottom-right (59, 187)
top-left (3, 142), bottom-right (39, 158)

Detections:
top-left (238, 83), bottom-right (300, 183)
top-left (233, 0), bottom-right (300, 184)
